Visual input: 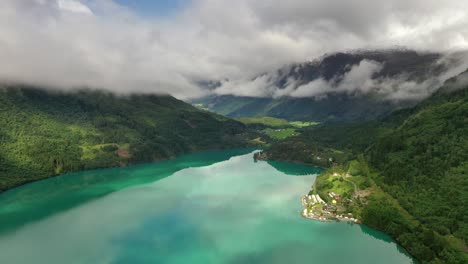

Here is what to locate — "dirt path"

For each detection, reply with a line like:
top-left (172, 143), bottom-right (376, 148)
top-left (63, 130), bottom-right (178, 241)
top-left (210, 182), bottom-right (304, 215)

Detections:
top-left (344, 177), bottom-right (358, 194)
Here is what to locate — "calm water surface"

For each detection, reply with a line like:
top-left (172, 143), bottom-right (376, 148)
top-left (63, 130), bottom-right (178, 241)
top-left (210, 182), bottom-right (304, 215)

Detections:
top-left (0, 149), bottom-right (415, 264)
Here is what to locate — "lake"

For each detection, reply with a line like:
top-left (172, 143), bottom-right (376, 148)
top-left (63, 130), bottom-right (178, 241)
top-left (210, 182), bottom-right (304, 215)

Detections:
top-left (0, 149), bottom-right (415, 263)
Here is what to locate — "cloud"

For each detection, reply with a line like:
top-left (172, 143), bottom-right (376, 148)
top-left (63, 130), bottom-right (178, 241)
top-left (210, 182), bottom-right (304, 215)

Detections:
top-left (448, 72), bottom-right (468, 91)
top-left (215, 57), bottom-right (466, 101)
top-left (289, 60), bottom-right (382, 97)
top-left (289, 79), bottom-right (330, 98)
top-left (0, 0), bottom-right (468, 99)
top-left (373, 78), bottom-right (441, 101)
top-left (214, 74), bottom-right (277, 97)
top-left (57, 0), bottom-right (93, 14)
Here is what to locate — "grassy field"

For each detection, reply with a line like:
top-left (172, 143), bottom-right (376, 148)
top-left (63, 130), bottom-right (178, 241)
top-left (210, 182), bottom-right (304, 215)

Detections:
top-left (237, 117), bottom-right (319, 140)
top-left (317, 174), bottom-right (354, 198)
top-left (238, 116), bottom-right (319, 128)
top-left (262, 128), bottom-right (297, 139)
top-left (237, 117), bottom-right (290, 127)
top-left (289, 121), bottom-right (320, 128)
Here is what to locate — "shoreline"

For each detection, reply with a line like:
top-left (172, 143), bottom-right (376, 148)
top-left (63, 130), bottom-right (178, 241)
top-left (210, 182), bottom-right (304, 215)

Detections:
top-left (254, 151), bottom-right (327, 169)
top-left (0, 147), bottom-right (258, 194)
top-left (300, 195), bottom-right (361, 224)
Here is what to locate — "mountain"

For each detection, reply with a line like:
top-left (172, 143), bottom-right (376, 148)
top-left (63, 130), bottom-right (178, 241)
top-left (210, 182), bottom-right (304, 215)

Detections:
top-left (194, 50), bottom-right (461, 123)
top-left (0, 86), bottom-right (257, 192)
top-left (260, 70), bottom-right (468, 263)
top-left (366, 76), bottom-right (468, 260)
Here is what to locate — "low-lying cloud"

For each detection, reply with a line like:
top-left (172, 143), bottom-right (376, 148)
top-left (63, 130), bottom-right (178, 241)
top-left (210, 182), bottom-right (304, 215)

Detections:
top-left (1, 0), bottom-right (468, 99)
top-left (290, 60), bottom-right (382, 98)
top-left (213, 57), bottom-right (464, 101)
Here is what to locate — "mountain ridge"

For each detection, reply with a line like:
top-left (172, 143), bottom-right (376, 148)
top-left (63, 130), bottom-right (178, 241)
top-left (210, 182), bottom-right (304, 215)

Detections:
top-left (194, 49), bottom-right (466, 123)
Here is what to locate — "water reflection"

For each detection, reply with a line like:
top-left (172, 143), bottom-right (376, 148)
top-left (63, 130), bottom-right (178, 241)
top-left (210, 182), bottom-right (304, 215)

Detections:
top-left (0, 150), bottom-right (415, 264)
top-left (267, 160), bottom-right (322, 176)
top-left (0, 149), bottom-right (253, 234)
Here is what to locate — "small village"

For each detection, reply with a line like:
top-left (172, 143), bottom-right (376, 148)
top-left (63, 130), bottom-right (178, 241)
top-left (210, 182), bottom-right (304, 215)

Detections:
top-left (300, 171), bottom-right (361, 223)
top-left (301, 193), bottom-right (359, 223)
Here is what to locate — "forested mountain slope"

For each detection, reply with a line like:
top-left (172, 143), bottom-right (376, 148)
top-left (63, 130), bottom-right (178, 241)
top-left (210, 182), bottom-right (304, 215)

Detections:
top-left (0, 86), bottom-right (254, 192)
top-left (368, 82), bottom-right (468, 247)
top-left (262, 74), bottom-right (468, 263)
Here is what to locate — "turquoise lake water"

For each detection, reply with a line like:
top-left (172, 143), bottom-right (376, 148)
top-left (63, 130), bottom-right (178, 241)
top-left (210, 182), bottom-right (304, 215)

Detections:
top-left (0, 149), bottom-right (415, 263)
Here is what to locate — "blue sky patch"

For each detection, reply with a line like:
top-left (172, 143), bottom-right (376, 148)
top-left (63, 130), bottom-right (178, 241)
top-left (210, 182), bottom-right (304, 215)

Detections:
top-left (114, 0), bottom-right (190, 17)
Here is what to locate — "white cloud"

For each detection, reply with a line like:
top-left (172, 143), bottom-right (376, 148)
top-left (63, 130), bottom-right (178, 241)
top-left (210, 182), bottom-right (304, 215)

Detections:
top-left (57, 0), bottom-right (93, 14)
top-left (335, 60), bottom-right (383, 94)
top-left (214, 76), bottom-right (273, 97)
top-left (289, 78), bottom-right (330, 98)
top-left (215, 58), bottom-right (463, 101)
top-left (214, 60), bottom-right (384, 99)
top-left (0, 0), bottom-right (467, 99)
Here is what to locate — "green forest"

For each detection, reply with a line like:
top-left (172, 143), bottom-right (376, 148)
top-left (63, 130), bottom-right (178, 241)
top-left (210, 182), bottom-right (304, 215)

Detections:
top-left (263, 83), bottom-right (468, 263)
top-left (0, 86), bottom-right (257, 192)
top-left (1, 78), bottom-right (467, 263)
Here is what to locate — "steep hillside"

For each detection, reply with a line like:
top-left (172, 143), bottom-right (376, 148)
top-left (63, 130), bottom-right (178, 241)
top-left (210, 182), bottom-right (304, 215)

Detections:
top-left (261, 75), bottom-right (468, 263)
top-left (195, 50), bottom-right (458, 123)
top-left (368, 84), bottom-right (468, 243)
top-left (0, 86), bottom-right (256, 192)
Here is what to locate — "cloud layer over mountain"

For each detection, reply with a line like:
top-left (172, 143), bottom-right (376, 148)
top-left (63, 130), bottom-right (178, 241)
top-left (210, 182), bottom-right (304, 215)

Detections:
top-left (1, 0), bottom-right (468, 99)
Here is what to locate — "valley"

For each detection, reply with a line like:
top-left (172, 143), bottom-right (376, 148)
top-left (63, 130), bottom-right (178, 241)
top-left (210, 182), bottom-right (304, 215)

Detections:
top-left (1, 1), bottom-right (468, 264)
top-left (1, 71), bottom-right (467, 264)
top-left (1, 58), bottom-right (467, 264)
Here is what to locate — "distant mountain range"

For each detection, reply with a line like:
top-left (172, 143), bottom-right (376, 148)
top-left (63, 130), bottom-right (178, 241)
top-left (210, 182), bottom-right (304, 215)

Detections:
top-left (194, 49), bottom-right (466, 123)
